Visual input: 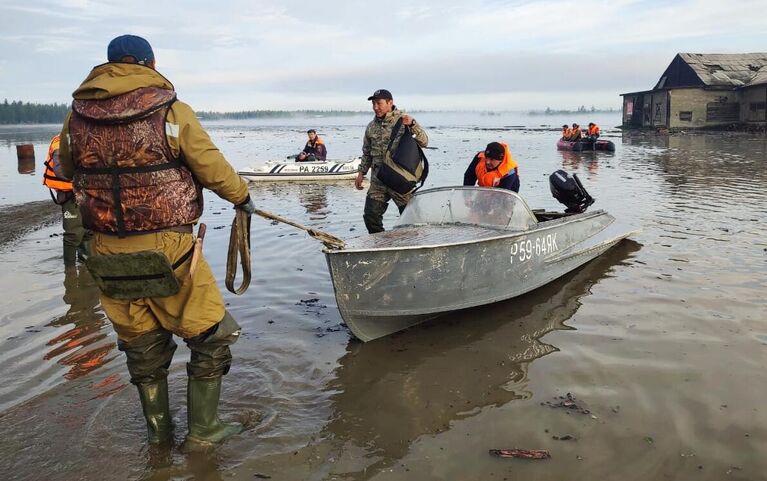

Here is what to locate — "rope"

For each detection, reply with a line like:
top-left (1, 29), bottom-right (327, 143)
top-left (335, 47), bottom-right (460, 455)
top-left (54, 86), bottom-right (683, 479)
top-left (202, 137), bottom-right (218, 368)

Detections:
top-left (225, 209), bottom-right (252, 295)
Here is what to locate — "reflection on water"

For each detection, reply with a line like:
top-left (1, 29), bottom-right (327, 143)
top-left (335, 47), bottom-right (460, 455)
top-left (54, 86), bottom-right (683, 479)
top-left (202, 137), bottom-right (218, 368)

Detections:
top-left (246, 240), bottom-right (640, 480)
top-left (298, 183), bottom-right (329, 219)
top-left (17, 157), bottom-right (35, 175)
top-left (558, 150), bottom-right (601, 177)
top-left (44, 267), bottom-right (115, 380)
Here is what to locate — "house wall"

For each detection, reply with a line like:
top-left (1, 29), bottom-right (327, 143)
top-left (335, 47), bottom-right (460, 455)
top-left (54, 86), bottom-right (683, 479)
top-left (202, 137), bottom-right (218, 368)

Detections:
top-left (622, 91), bottom-right (668, 128)
top-left (739, 86), bottom-right (767, 123)
top-left (668, 89), bottom-right (739, 128)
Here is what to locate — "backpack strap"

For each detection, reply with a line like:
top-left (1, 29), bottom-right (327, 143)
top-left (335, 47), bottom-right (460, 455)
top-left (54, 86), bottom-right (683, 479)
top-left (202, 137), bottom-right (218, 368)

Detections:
top-left (386, 117), bottom-right (404, 152)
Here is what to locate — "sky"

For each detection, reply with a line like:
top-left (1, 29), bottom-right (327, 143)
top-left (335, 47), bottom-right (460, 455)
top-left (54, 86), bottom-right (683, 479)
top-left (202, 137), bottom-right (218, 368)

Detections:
top-left (1, 0), bottom-right (766, 111)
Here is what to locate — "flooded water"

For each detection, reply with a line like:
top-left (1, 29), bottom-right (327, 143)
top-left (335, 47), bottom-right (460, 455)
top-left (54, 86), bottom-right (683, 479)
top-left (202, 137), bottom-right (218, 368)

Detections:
top-left (0, 112), bottom-right (765, 481)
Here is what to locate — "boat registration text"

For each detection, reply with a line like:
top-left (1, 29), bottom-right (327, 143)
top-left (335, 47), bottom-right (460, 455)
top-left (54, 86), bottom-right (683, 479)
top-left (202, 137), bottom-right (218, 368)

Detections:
top-left (510, 233), bottom-right (558, 264)
top-left (299, 165), bottom-right (330, 173)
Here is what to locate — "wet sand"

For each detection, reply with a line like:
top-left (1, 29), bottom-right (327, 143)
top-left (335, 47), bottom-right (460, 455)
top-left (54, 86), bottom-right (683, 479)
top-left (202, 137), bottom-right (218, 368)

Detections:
top-left (0, 115), bottom-right (765, 481)
top-left (0, 200), bottom-right (58, 246)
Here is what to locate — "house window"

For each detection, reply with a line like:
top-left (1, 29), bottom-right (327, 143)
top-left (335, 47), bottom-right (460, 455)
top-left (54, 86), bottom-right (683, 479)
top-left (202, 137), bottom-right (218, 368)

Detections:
top-left (679, 111), bottom-right (693, 121)
top-left (706, 102), bottom-right (740, 122)
top-left (750, 102), bottom-right (766, 112)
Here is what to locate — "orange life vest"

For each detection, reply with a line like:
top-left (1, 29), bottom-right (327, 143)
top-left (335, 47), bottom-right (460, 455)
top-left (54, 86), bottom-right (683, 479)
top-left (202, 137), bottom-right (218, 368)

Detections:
top-left (42, 134), bottom-right (73, 192)
top-left (587, 124), bottom-right (600, 136)
top-left (561, 128), bottom-right (571, 139)
top-left (474, 143), bottom-right (519, 188)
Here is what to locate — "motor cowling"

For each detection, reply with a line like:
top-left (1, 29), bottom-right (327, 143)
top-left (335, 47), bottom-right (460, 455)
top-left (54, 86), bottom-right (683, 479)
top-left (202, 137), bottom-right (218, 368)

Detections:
top-left (549, 169), bottom-right (594, 213)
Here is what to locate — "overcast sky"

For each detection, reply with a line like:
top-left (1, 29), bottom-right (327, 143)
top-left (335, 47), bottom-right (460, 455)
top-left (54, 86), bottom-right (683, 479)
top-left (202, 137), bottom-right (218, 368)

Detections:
top-left (1, 0), bottom-right (765, 111)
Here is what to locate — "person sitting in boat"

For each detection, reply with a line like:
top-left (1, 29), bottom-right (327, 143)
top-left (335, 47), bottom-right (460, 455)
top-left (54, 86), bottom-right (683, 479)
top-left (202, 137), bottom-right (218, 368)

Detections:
top-left (463, 141), bottom-right (520, 192)
top-left (296, 129), bottom-right (327, 162)
top-left (561, 124), bottom-right (572, 140)
top-left (569, 123), bottom-right (582, 141)
top-left (586, 122), bottom-right (600, 142)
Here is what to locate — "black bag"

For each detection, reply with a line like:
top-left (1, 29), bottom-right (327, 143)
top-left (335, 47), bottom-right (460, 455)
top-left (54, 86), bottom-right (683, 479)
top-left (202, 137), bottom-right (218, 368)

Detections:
top-left (376, 118), bottom-right (429, 195)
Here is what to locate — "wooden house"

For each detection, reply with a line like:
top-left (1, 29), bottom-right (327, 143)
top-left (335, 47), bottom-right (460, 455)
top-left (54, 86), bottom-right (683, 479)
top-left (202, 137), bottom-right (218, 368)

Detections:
top-left (621, 53), bottom-right (767, 129)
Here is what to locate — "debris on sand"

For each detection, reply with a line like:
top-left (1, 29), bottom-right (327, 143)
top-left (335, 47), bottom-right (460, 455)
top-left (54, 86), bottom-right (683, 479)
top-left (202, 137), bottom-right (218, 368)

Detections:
top-left (489, 449), bottom-right (551, 460)
top-left (542, 392), bottom-right (591, 415)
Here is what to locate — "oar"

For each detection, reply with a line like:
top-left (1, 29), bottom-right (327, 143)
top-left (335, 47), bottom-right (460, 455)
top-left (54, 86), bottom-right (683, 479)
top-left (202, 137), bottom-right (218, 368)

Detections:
top-left (253, 208), bottom-right (346, 250)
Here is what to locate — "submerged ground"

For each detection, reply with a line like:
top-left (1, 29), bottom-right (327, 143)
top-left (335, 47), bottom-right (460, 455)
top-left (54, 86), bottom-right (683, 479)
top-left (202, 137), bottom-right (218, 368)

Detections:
top-left (0, 113), bottom-right (765, 481)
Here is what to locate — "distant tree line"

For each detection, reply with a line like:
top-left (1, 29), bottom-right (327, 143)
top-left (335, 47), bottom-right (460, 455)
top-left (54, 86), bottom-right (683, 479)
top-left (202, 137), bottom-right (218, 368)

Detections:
top-left (0, 99), bottom-right (70, 124)
top-left (528, 106), bottom-right (619, 115)
top-left (196, 109), bottom-right (365, 120)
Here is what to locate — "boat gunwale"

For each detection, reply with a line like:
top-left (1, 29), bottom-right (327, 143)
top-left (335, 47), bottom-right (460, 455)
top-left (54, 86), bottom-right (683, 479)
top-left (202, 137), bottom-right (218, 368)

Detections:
top-left (325, 209), bottom-right (610, 254)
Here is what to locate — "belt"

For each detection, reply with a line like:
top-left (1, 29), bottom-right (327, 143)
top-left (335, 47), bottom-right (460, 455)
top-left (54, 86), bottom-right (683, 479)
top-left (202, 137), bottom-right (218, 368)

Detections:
top-left (166, 224), bottom-right (194, 234)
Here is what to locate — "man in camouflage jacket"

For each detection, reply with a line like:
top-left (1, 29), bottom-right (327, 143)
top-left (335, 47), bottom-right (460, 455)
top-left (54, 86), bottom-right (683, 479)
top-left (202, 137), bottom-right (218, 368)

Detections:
top-left (354, 89), bottom-right (428, 233)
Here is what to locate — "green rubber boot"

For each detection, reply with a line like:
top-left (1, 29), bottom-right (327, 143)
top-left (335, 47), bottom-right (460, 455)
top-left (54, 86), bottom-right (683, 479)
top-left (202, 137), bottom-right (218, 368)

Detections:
top-left (184, 377), bottom-right (242, 448)
top-left (136, 379), bottom-right (174, 445)
top-left (63, 244), bottom-right (77, 268)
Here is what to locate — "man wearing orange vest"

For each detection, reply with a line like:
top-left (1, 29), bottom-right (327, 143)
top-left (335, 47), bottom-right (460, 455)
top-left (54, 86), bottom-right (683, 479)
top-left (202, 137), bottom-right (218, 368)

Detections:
top-left (586, 122), bottom-right (601, 142)
top-left (561, 124), bottom-right (572, 141)
top-left (42, 134), bottom-right (92, 267)
top-left (297, 129), bottom-right (327, 161)
top-left (59, 35), bottom-right (253, 450)
top-left (463, 142), bottom-right (520, 192)
top-left (570, 123), bottom-right (582, 141)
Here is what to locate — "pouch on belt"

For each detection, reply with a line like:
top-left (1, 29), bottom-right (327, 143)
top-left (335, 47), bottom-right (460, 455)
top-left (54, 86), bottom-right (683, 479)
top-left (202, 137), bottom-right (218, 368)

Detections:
top-left (86, 248), bottom-right (193, 299)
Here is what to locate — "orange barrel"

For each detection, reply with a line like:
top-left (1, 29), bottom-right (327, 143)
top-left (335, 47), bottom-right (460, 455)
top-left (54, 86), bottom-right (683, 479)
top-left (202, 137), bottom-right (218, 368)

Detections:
top-left (16, 144), bottom-right (35, 161)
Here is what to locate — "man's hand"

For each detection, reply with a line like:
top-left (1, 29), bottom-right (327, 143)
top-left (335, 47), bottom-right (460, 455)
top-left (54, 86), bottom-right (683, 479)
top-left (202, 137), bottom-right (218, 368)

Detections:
top-left (354, 171), bottom-right (365, 190)
top-left (492, 177), bottom-right (501, 187)
top-left (235, 194), bottom-right (256, 215)
top-left (402, 115), bottom-right (415, 126)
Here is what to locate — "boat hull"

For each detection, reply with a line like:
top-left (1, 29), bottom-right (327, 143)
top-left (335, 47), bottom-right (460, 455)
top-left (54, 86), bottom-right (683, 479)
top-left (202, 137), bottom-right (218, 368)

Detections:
top-left (239, 158), bottom-right (361, 182)
top-left (325, 211), bottom-right (635, 342)
top-left (557, 139), bottom-right (615, 152)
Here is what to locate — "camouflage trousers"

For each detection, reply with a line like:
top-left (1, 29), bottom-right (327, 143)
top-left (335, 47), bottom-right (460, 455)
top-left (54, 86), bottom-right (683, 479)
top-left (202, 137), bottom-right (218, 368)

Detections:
top-left (363, 177), bottom-right (413, 234)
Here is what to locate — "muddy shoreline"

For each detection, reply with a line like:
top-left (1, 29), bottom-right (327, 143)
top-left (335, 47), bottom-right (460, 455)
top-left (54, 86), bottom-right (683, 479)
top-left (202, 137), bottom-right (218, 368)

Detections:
top-left (0, 200), bottom-right (59, 247)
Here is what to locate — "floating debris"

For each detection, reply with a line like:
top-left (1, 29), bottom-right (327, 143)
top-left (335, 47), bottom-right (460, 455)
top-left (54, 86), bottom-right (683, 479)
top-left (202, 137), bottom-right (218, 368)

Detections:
top-left (489, 449), bottom-right (551, 460)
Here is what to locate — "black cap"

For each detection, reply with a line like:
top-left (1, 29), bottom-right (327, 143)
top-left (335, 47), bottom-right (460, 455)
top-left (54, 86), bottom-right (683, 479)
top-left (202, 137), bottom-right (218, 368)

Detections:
top-left (307, 129), bottom-right (316, 134)
top-left (484, 142), bottom-right (505, 160)
top-left (562, 124), bottom-right (568, 128)
top-left (107, 34), bottom-right (154, 65)
top-left (367, 89), bottom-right (393, 101)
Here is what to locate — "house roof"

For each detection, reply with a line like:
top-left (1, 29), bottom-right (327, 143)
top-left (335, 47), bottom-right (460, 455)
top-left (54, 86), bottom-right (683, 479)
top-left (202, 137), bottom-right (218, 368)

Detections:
top-left (676, 53), bottom-right (767, 88)
top-left (746, 65), bottom-right (767, 87)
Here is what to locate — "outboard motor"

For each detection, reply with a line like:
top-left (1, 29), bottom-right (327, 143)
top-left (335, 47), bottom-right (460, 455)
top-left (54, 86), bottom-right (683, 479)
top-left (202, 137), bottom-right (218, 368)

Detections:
top-left (549, 169), bottom-right (594, 213)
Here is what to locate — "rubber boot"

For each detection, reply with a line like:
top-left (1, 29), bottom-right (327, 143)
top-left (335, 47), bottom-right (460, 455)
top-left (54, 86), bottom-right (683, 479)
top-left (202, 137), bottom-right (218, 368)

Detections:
top-left (136, 379), bottom-right (174, 445)
top-left (363, 197), bottom-right (388, 234)
top-left (184, 377), bottom-right (242, 448)
top-left (63, 244), bottom-right (77, 268)
top-left (77, 238), bottom-right (91, 262)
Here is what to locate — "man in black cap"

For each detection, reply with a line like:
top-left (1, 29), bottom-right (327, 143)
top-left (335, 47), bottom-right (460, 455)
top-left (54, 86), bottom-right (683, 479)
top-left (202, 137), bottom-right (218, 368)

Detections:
top-left (354, 89), bottom-right (428, 233)
top-left (463, 141), bottom-right (520, 192)
top-left (296, 129), bottom-right (327, 162)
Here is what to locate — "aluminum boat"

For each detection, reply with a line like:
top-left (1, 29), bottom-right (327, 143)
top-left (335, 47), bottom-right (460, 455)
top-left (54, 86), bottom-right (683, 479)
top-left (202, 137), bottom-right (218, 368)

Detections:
top-left (325, 185), bottom-right (637, 341)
